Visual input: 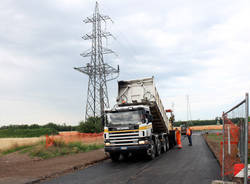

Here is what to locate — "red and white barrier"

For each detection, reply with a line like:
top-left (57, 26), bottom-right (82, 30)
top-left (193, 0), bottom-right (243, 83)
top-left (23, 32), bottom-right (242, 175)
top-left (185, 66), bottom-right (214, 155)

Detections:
top-left (234, 163), bottom-right (250, 178)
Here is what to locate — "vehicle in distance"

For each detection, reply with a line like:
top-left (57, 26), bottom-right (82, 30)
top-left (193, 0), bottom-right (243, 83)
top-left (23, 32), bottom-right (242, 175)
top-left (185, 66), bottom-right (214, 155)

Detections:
top-left (180, 125), bottom-right (187, 135)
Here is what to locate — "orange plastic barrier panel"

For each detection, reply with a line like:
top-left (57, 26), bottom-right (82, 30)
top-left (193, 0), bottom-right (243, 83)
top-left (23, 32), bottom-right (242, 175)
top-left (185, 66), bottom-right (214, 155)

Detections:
top-left (176, 130), bottom-right (182, 149)
top-left (45, 132), bottom-right (104, 148)
top-left (45, 135), bottom-right (54, 148)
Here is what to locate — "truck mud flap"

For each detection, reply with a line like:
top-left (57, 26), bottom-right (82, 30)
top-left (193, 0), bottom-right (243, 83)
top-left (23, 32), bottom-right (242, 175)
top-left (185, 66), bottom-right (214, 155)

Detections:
top-left (168, 130), bottom-right (176, 149)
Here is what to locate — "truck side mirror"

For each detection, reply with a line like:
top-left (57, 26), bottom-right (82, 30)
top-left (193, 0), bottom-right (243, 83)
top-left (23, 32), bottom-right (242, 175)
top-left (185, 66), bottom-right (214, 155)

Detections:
top-left (142, 117), bottom-right (146, 123)
top-left (148, 115), bottom-right (153, 123)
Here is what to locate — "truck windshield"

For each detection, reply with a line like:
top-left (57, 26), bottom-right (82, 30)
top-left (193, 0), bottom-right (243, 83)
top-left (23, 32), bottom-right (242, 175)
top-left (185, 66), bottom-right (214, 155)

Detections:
top-left (107, 111), bottom-right (142, 125)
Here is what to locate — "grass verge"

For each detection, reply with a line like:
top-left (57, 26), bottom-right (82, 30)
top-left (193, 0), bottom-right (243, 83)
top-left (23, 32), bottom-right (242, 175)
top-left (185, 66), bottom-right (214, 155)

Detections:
top-left (1, 140), bottom-right (104, 159)
top-left (205, 133), bottom-right (223, 142)
top-left (1, 144), bottom-right (34, 155)
top-left (204, 133), bottom-right (250, 164)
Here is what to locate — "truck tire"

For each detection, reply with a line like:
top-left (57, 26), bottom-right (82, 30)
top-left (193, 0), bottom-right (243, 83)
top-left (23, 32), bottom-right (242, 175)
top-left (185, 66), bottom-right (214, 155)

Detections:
top-left (161, 137), bottom-right (167, 153)
top-left (155, 138), bottom-right (161, 156)
top-left (147, 141), bottom-right (156, 160)
top-left (110, 153), bottom-right (120, 162)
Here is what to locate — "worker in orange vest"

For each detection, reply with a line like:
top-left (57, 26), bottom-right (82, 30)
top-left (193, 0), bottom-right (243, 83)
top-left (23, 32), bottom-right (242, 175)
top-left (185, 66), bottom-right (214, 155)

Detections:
top-left (186, 127), bottom-right (192, 146)
top-left (175, 128), bottom-right (182, 149)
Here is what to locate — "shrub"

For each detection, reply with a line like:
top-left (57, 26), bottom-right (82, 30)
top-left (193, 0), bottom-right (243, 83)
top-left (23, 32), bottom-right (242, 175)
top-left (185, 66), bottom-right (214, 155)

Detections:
top-left (77, 117), bottom-right (103, 133)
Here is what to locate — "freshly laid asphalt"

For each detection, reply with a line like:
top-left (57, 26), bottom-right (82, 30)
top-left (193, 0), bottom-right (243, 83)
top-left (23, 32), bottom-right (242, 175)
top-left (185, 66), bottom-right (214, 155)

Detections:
top-left (42, 134), bottom-right (220, 184)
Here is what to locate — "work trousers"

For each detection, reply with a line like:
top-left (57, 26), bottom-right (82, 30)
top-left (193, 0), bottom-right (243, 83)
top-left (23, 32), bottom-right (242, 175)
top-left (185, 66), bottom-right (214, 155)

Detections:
top-left (187, 135), bottom-right (192, 146)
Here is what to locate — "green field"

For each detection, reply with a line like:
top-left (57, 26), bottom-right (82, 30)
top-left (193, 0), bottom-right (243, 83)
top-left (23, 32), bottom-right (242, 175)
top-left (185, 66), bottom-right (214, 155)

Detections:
top-left (0, 128), bottom-right (58, 138)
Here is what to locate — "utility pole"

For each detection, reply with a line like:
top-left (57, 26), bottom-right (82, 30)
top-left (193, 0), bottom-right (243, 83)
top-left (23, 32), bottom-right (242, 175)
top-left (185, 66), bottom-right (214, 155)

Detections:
top-left (74, 2), bottom-right (119, 121)
top-left (186, 95), bottom-right (192, 126)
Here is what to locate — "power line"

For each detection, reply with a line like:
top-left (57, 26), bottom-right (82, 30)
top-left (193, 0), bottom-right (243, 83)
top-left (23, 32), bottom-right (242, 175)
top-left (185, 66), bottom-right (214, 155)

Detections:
top-left (97, 5), bottom-right (139, 60)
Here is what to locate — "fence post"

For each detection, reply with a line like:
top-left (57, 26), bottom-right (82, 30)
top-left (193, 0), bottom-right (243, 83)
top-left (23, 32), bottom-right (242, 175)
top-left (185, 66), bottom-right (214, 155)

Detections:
top-left (244, 93), bottom-right (249, 184)
top-left (222, 112), bottom-right (225, 181)
top-left (228, 126), bottom-right (231, 155)
top-left (241, 117), bottom-right (244, 161)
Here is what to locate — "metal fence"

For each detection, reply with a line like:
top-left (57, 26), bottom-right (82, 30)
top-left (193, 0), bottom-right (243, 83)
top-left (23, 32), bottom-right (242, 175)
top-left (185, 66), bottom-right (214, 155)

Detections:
top-left (222, 93), bottom-right (249, 183)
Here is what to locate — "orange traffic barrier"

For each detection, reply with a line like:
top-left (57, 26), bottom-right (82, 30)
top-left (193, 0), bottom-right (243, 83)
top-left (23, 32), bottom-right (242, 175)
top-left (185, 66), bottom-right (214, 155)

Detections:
top-left (176, 129), bottom-right (182, 149)
top-left (45, 135), bottom-right (54, 148)
top-left (45, 132), bottom-right (104, 148)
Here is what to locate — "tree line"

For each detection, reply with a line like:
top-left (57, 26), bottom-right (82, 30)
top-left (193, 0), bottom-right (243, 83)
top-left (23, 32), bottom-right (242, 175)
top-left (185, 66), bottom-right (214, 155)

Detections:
top-left (1, 116), bottom-right (249, 138)
top-left (0, 122), bottom-right (77, 131)
top-left (0, 118), bottom-right (103, 138)
top-left (174, 116), bottom-right (250, 127)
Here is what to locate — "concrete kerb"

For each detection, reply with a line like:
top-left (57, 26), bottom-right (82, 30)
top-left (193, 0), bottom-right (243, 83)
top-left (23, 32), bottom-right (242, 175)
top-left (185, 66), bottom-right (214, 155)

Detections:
top-left (211, 180), bottom-right (237, 184)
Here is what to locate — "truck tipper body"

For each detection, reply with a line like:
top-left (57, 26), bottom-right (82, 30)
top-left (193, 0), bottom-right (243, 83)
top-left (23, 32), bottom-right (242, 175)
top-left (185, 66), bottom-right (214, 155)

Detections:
top-left (104, 77), bottom-right (176, 161)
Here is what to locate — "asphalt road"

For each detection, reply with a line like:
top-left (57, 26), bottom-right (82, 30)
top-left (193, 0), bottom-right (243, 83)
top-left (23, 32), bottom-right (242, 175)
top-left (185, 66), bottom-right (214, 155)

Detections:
top-left (43, 134), bottom-right (220, 184)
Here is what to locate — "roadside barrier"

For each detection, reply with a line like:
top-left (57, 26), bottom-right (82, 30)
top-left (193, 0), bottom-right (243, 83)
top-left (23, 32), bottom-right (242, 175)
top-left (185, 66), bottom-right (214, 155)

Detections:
top-left (45, 135), bottom-right (54, 148)
top-left (221, 93), bottom-right (249, 184)
top-left (45, 132), bottom-right (104, 148)
top-left (176, 130), bottom-right (182, 149)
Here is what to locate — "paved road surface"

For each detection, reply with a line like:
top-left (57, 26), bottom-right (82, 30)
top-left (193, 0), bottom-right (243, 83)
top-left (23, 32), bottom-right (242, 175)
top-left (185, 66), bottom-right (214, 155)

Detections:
top-left (43, 134), bottom-right (220, 184)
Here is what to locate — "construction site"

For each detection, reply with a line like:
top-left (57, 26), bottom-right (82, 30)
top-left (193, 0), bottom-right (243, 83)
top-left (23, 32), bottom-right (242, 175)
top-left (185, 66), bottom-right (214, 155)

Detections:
top-left (0, 1), bottom-right (249, 184)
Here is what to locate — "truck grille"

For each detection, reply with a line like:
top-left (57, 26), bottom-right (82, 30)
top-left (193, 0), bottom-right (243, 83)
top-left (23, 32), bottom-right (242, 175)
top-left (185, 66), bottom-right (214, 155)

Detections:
top-left (109, 131), bottom-right (139, 146)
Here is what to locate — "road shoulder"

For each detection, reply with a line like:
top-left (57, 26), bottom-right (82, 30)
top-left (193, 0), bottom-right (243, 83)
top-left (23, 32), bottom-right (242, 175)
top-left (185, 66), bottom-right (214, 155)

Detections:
top-left (0, 148), bottom-right (107, 184)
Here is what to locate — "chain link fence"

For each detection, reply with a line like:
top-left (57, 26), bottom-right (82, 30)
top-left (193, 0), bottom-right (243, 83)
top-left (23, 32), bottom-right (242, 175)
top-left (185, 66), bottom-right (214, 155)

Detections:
top-left (221, 93), bottom-right (249, 183)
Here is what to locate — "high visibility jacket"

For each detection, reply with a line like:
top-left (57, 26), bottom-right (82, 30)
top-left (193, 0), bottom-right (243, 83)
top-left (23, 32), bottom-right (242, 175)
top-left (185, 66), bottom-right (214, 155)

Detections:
top-left (186, 128), bottom-right (191, 136)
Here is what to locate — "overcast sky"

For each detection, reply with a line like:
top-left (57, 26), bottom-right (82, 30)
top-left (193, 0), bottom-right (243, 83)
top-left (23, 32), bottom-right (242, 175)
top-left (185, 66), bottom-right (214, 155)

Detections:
top-left (0, 0), bottom-right (250, 126)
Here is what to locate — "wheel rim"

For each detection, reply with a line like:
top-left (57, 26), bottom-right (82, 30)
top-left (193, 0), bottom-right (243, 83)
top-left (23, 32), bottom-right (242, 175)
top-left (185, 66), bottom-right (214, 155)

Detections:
top-left (152, 145), bottom-right (155, 158)
top-left (165, 138), bottom-right (169, 150)
top-left (163, 141), bottom-right (167, 152)
top-left (157, 141), bottom-right (161, 155)
top-left (151, 144), bottom-right (155, 158)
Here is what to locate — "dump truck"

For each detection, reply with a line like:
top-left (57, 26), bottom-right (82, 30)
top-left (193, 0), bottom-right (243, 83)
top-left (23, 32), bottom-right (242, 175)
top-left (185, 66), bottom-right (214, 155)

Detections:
top-left (103, 77), bottom-right (176, 161)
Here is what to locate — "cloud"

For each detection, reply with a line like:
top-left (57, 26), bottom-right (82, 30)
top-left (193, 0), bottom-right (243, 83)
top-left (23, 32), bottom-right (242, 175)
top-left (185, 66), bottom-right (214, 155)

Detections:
top-left (0, 0), bottom-right (250, 125)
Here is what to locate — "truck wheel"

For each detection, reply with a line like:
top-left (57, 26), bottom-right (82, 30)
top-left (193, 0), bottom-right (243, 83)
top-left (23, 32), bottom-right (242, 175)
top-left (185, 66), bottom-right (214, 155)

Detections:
top-left (147, 141), bottom-right (156, 160)
top-left (155, 138), bottom-right (161, 156)
top-left (110, 153), bottom-right (120, 162)
top-left (161, 137), bottom-right (167, 153)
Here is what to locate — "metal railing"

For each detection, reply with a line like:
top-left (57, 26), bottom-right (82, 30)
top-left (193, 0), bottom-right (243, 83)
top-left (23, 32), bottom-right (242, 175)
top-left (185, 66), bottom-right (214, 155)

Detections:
top-left (222, 93), bottom-right (249, 183)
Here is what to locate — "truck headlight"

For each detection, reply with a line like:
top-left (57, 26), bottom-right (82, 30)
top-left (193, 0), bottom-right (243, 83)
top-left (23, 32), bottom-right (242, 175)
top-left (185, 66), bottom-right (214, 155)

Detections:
top-left (105, 142), bottom-right (111, 146)
top-left (139, 140), bottom-right (145, 144)
top-left (139, 140), bottom-right (149, 144)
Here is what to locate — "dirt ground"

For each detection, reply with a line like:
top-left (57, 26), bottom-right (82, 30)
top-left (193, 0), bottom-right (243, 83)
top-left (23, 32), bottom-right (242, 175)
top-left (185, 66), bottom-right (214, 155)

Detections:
top-left (0, 149), bottom-right (107, 184)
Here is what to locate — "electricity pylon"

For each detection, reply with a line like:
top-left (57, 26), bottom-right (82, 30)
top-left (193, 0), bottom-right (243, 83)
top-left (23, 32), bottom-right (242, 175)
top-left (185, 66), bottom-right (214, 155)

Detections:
top-left (74, 2), bottom-right (119, 121)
